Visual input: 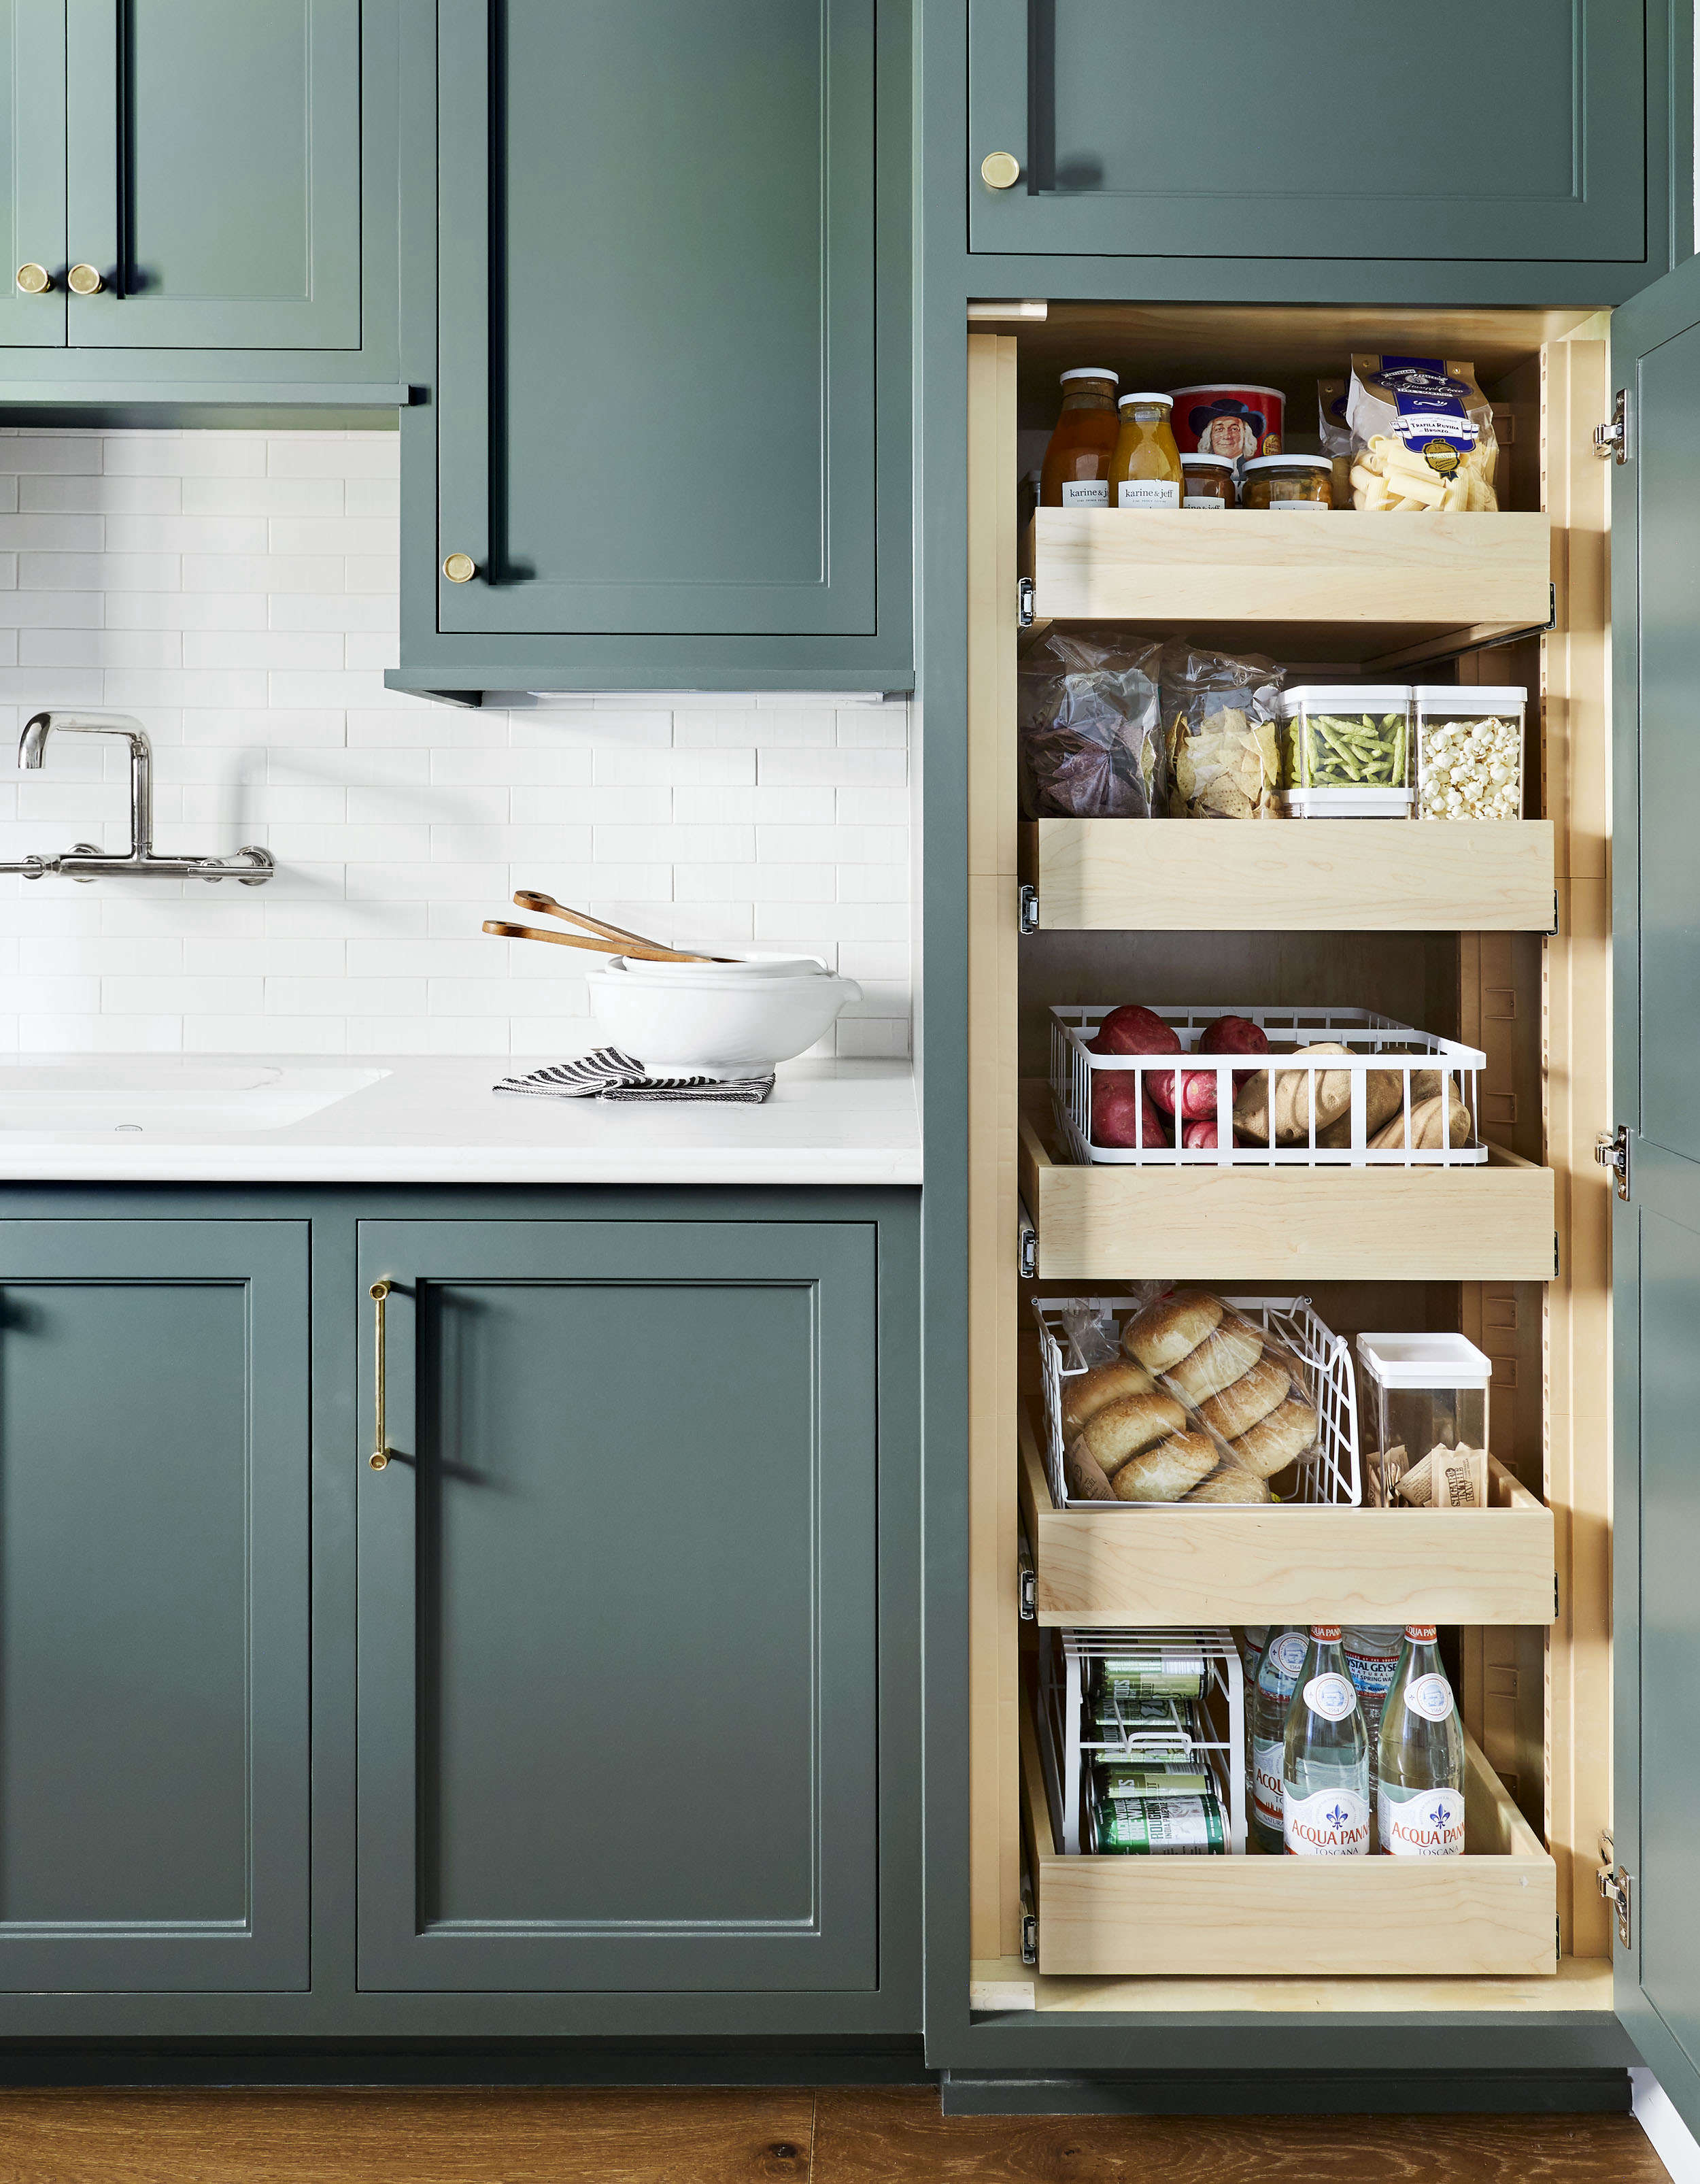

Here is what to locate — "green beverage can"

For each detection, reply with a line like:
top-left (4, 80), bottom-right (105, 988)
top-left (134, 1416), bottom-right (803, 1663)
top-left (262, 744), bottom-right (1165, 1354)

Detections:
top-left (1087, 1692), bottom-right (1192, 1739)
top-left (1095, 1760), bottom-right (1211, 1798)
top-left (1093, 1649), bottom-right (1207, 1702)
top-left (1092, 1791), bottom-right (1227, 1854)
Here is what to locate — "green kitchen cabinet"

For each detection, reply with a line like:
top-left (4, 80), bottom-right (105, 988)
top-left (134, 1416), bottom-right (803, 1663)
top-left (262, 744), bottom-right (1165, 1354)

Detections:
top-left (388, 0), bottom-right (912, 699)
top-left (967, 0), bottom-right (1679, 293)
top-left (354, 1217), bottom-right (882, 1994)
top-left (0, 0), bottom-right (403, 403)
top-left (0, 1219), bottom-right (310, 1993)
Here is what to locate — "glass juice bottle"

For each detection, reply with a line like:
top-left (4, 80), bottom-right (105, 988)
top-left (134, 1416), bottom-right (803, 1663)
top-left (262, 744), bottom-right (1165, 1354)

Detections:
top-left (1110, 392), bottom-right (1182, 509)
top-left (1039, 369), bottom-right (1120, 508)
top-left (1250, 1626), bottom-right (1308, 1851)
top-left (1282, 1626), bottom-right (1370, 1857)
top-left (1377, 1626), bottom-right (1465, 1856)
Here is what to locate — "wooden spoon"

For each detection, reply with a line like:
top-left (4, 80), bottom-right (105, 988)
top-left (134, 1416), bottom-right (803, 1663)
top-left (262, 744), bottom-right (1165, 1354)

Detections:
top-left (511, 889), bottom-right (735, 962)
top-left (483, 920), bottom-right (700, 962)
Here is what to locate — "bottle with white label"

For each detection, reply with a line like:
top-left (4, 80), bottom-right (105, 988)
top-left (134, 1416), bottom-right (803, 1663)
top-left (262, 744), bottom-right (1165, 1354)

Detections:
top-left (1250, 1626), bottom-right (1308, 1851)
top-left (1039, 367), bottom-right (1120, 509)
top-left (1342, 1625), bottom-right (1403, 1805)
top-left (1282, 1626), bottom-right (1370, 1857)
top-left (1110, 392), bottom-right (1182, 510)
top-left (1376, 1625), bottom-right (1465, 1857)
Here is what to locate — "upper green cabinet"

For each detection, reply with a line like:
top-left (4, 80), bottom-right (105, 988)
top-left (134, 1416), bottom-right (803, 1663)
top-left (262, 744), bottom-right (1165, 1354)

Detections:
top-left (968, 0), bottom-right (1656, 273)
top-left (390, 0), bottom-right (912, 699)
top-left (0, 0), bottom-right (401, 397)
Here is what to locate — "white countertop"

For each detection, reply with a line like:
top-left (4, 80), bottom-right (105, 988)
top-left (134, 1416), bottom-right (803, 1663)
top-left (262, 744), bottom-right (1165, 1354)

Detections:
top-left (0, 1056), bottom-right (921, 1186)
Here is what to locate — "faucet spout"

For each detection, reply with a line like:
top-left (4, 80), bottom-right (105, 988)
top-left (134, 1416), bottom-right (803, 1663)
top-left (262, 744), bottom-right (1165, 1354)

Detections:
top-left (18, 710), bottom-right (152, 860)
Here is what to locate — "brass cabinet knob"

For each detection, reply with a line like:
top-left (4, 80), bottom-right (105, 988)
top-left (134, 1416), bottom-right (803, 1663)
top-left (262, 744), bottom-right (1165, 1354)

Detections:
top-left (14, 262), bottom-right (50, 294)
top-left (441, 551), bottom-right (477, 584)
top-left (980, 152), bottom-right (1021, 190)
top-left (66, 263), bottom-right (103, 295)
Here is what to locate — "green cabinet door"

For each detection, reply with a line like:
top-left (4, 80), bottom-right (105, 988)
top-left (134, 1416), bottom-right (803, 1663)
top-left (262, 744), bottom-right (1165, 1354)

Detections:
top-left (0, 1220), bottom-right (310, 1993)
top-left (1610, 250), bottom-right (1700, 2141)
top-left (969, 0), bottom-right (1648, 265)
top-left (354, 1218), bottom-right (880, 1994)
top-left (0, 0), bottom-right (65, 346)
top-left (432, 0), bottom-right (877, 639)
top-left (64, 0), bottom-right (361, 349)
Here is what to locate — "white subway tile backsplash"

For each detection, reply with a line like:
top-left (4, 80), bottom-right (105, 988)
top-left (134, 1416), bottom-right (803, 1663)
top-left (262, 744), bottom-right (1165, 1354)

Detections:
top-left (0, 427), bottom-right (911, 1058)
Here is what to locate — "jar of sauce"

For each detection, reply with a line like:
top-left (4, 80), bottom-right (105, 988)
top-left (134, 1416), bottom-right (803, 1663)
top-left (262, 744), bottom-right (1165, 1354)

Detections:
top-left (1110, 392), bottom-right (1182, 509)
top-left (1040, 369), bottom-right (1119, 507)
top-left (1180, 453), bottom-right (1236, 510)
top-left (1240, 455), bottom-right (1333, 510)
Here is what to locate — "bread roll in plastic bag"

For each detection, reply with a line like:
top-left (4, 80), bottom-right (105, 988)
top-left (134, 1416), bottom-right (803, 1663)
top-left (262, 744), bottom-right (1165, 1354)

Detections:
top-left (1018, 628), bottom-right (1165, 818)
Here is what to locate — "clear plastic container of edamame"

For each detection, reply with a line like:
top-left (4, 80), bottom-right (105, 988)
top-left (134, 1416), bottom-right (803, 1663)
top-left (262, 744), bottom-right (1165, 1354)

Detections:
top-left (1278, 685), bottom-right (1414, 796)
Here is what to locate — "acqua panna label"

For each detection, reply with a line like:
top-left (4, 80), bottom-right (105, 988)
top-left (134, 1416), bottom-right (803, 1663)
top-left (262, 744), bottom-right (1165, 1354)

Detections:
top-left (1283, 1784), bottom-right (1370, 1856)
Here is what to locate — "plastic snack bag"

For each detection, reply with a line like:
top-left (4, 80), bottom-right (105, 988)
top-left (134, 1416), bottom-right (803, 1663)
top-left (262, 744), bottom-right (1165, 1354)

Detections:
top-left (1159, 639), bottom-right (1285, 818)
top-left (1346, 354), bottom-right (1499, 512)
top-left (1017, 628), bottom-right (1166, 818)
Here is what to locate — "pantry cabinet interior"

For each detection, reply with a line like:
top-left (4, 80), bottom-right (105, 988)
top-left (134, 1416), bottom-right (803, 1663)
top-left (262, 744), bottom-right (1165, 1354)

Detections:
top-left (962, 305), bottom-right (1614, 2017)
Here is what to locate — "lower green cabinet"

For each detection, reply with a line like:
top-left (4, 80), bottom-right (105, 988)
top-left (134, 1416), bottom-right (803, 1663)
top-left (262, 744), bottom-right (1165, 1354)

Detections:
top-left (354, 1219), bottom-right (880, 1992)
top-left (0, 1220), bottom-right (311, 1993)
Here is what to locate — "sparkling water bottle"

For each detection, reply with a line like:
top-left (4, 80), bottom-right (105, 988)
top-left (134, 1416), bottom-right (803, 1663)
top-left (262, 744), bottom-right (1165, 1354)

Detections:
top-left (1250, 1626), bottom-right (1309, 1851)
top-left (1342, 1625), bottom-right (1403, 1805)
top-left (1377, 1624), bottom-right (1465, 1856)
top-left (1282, 1625), bottom-right (1370, 1857)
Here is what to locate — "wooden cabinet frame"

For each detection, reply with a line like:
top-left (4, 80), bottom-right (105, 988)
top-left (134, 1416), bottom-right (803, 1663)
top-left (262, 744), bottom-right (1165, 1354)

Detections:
top-left (966, 315), bottom-right (1614, 2009)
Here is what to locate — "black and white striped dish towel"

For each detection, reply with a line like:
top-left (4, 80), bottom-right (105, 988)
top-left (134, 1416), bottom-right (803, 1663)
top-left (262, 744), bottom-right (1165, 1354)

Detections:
top-left (494, 1047), bottom-right (776, 1105)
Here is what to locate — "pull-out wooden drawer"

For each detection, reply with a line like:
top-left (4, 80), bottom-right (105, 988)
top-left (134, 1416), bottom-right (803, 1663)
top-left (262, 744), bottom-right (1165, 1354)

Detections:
top-left (1019, 1086), bottom-right (1557, 1283)
top-left (1021, 1700), bottom-right (1556, 1981)
top-left (1018, 1405), bottom-right (1557, 1628)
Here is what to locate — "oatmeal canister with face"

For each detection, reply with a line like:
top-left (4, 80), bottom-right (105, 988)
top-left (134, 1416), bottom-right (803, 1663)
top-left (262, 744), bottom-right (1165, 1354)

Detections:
top-left (1170, 383), bottom-right (1286, 462)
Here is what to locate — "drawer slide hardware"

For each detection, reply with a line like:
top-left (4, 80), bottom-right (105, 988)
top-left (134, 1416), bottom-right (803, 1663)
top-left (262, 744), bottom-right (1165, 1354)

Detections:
top-left (1017, 1527), bottom-right (1036, 1622)
top-left (1017, 576), bottom-right (1035, 627)
top-left (1020, 1876), bottom-right (1038, 1966)
top-left (1595, 388), bottom-right (1629, 464)
top-left (1596, 1123), bottom-right (1631, 1202)
top-left (1018, 882), bottom-right (1038, 934)
top-left (1017, 1200), bottom-right (1037, 1280)
top-left (1598, 1832), bottom-right (1632, 1947)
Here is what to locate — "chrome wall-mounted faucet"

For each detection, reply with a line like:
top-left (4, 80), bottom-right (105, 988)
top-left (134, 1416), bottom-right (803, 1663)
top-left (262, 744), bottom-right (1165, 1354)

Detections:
top-left (1, 711), bottom-right (273, 883)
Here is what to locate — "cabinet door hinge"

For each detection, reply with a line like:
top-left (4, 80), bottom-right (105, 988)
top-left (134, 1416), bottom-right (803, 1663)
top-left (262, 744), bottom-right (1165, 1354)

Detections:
top-left (1017, 576), bottom-right (1035, 626)
top-left (1598, 1832), bottom-right (1632, 1947)
top-left (1595, 388), bottom-right (1629, 464)
top-left (1596, 1124), bottom-right (1632, 1203)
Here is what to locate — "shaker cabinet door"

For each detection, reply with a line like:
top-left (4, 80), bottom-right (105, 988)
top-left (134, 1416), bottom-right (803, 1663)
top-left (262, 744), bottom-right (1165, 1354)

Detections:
top-left (969, 0), bottom-right (1648, 266)
top-left (432, 0), bottom-right (878, 638)
top-left (0, 0), bottom-right (65, 346)
top-left (354, 1219), bottom-right (880, 1994)
top-left (0, 1221), bottom-right (311, 1992)
top-left (64, 0), bottom-right (362, 348)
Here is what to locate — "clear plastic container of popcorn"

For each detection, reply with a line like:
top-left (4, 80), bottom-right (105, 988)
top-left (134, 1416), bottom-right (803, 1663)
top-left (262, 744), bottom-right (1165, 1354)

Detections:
top-left (1354, 1333), bottom-right (1491, 1508)
top-left (1413, 686), bottom-right (1527, 821)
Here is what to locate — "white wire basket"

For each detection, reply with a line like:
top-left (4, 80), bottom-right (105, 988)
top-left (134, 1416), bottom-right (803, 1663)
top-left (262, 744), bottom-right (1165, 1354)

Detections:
top-left (1050, 1004), bottom-right (1487, 1167)
top-left (1033, 1292), bottom-right (1361, 1511)
top-left (1038, 1628), bottom-right (1247, 1855)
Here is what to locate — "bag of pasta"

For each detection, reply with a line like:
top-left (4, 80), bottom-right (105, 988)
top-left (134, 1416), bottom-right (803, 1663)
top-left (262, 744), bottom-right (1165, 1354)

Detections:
top-left (1159, 639), bottom-right (1284, 819)
top-left (1346, 354), bottom-right (1499, 513)
top-left (1017, 628), bottom-right (1165, 818)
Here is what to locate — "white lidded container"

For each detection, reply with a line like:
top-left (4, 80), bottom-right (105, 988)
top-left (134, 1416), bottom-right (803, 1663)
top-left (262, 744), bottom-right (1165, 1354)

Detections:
top-left (585, 954), bottom-right (861, 1077)
top-left (1277, 685), bottom-right (1413, 804)
top-left (1354, 1333), bottom-right (1491, 1507)
top-left (1412, 685), bottom-right (1527, 821)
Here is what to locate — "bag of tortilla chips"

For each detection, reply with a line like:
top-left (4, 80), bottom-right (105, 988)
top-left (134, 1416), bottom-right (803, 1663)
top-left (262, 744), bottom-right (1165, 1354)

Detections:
top-left (1159, 639), bottom-right (1285, 819)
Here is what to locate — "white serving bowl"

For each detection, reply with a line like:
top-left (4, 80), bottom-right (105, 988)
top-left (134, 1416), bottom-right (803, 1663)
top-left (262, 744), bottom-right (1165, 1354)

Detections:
top-left (585, 962), bottom-right (861, 1076)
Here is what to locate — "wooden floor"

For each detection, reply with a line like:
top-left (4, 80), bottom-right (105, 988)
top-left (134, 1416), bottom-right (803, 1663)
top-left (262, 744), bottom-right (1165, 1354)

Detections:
top-left (0, 2085), bottom-right (1666, 2183)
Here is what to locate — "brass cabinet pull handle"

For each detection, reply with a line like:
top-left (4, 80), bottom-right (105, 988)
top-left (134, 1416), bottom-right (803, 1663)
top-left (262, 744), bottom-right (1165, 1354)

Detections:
top-left (66, 263), bottom-right (103, 295)
top-left (369, 1279), bottom-right (392, 1470)
top-left (15, 263), bottom-right (50, 294)
top-left (441, 552), bottom-right (476, 584)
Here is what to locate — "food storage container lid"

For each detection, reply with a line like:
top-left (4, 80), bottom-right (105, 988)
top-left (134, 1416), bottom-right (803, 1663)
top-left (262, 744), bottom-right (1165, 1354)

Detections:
top-left (1118, 390), bottom-right (1173, 409)
top-left (1060, 366), bottom-right (1119, 384)
top-left (1241, 454), bottom-right (1330, 473)
top-left (1355, 1332), bottom-right (1493, 1390)
top-left (1277, 684), bottom-right (1412, 715)
top-left (1168, 382), bottom-right (1287, 401)
top-left (1179, 452), bottom-right (1236, 471)
top-left (1274, 788), bottom-right (1414, 818)
top-left (612, 953), bottom-right (829, 981)
top-left (1412, 685), bottom-right (1528, 709)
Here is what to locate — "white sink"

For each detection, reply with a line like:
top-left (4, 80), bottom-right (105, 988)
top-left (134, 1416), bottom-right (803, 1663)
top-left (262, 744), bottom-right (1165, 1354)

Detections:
top-left (0, 1060), bottom-right (389, 1134)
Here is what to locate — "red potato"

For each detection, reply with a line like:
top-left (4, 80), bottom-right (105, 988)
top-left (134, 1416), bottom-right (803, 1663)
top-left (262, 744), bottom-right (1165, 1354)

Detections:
top-left (1090, 1004), bottom-right (1180, 1057)
top-left (1183, 1120), bottom-right (1221, 1149)
top-left (1155, 1011), bottom-right (1274, 1120)
top-left (1197, 1013), bottom-right (1270, 1093)
top-left (1091, 1072), bottom-right (1172, 1149)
